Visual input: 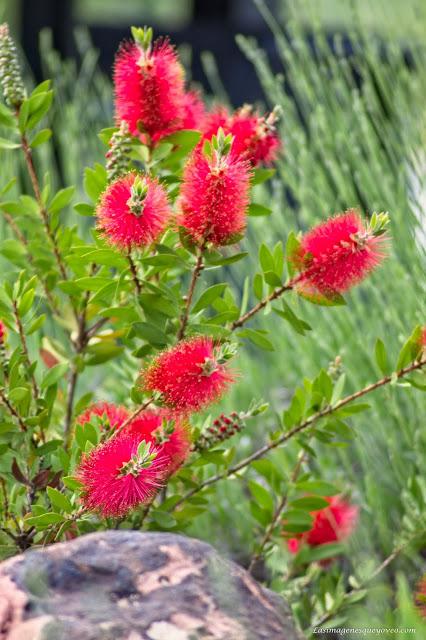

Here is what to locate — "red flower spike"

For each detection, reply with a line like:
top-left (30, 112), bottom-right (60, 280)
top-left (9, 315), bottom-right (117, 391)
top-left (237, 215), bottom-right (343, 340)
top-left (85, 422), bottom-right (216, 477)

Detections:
top-left (77, 433), bottom-right (168, 517)
top-left (125, 409), bottom-right (191, 474)
top-left (415, 574), bottom-right (426, 618)
top-left (286, 496), bottom-right (358, 556)
top-left (291, 210), bottom-right (389, 300)
top-left (96, 172), bottom-right (171, 250)
top-left (142, 337), bottom-right (236, 413)
top-left (114, 36), bottom-right (186, 143)
top-left (178, 135), bottom-right (251, 246)
top-left (201, 105), bottom-right (281, 166)
top-left (76, 402), bottom-right (129, 431)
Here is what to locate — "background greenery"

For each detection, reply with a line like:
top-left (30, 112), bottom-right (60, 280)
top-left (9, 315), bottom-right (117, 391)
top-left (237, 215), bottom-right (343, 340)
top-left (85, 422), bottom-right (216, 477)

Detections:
top-left (0, 0), bottom-right (425, 634)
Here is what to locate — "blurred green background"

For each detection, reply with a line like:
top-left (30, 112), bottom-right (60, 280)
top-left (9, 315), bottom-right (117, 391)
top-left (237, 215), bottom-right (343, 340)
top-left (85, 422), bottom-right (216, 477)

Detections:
top-left (1, 0), bottom-right (426, 634)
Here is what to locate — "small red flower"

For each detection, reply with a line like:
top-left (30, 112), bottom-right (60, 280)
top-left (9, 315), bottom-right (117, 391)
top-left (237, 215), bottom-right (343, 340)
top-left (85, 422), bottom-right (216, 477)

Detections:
top-left (96, 172), bottom-right (171, 250)
top-left (415, 574), bottom-right (426, 618)
top-left (178, 147), bottom-right (250, 246)
top-left (286, 496), bottom-right (358, 555)
top-left (201, 105), bottom-right (280, 166)
top-left (142, 337), bottom-right (235, 413)
top-left (114, 38), bottom-right (186, 143)
top-left (76, 402), bottom-right (129, 431)
top-left (125, 410), bottom-right (191, 473)
top-left (77, 433), bottom-right (168, 517)
top-left (291, 210), bottom-right (389, 301)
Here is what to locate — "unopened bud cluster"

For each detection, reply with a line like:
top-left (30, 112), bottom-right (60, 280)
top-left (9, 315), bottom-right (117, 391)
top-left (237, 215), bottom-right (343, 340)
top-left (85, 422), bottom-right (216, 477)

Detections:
top-left (194, 411), bottom-right (244, 451)
top-left (106, 121), bottom-right (132, 182)
top-left (0, 23), bottom-right (26, 108)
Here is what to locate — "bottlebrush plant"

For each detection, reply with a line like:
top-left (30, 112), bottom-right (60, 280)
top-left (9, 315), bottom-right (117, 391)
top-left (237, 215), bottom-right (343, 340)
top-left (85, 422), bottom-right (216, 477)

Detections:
top-left (0, 22), bottom-right (425, 636)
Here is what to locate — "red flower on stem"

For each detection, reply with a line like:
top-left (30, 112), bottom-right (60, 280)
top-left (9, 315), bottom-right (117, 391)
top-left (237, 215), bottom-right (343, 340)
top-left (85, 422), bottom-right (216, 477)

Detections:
top-left (179, 129), bottom-right (250, 246)
top-left (114, 28), bottom-right (186, 143)
top-left (96, 172), bottom-right (171, 250)
top-left (202, 105), bottom-right (281, 166)
top-left (0, 321), bottom-right (6, 343)
top-left (77, 433), bottom-right (168, 517)
top-left (76, 402), bottom-right (129, 431)
top-left (286, 496), bottom-right (358, 556)
top-left (125, 410), bottom-right (191, 473)
top-left (141, 337), bottom-right (236, 413)
top-left (290, 210), bottom-right (389, 302)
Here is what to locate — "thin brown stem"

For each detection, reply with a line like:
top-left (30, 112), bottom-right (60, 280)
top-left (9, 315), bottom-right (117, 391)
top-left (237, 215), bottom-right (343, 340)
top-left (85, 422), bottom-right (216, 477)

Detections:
top-left (127, 251), bottom-right (142, 295)
top-left (114, 398), bottom-right (154, 437)
top-left (0, 388), bottom-right (27, 431)
top-left (12, 299), bottom-right (39, 400)
top-left (177, 243), bottom-right (206, 340)
top-left (20, 135), bottom-right (68, 282)
top-left (231, 282), bottom-right (294, 330)
top-left (248, 451), bottom-right (306, 573)
top-left (171, 358), bottom-right (426, 511)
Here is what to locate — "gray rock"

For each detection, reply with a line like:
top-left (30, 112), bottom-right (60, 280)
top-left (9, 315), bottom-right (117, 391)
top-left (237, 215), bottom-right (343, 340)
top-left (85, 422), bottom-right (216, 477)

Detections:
top-left (0, 531), bottom-right (301, 640)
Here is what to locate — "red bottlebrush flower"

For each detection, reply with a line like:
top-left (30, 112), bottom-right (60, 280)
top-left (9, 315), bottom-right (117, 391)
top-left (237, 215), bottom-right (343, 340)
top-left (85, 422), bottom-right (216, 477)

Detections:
top-left (291, 210), bottom-right (389, 301)
top-left (114, 38), bottom-right (186, 143)
top-left (96, 172), bottom-right (171, 250)
top-left (125, 410), bottom-right (191, 473)
top-left (0, 321), bottom-right (6, 343)
top-left (142, 337), bottom-right (235, 413)
top-left (178, 146), bottom-right (250, 246)
top-left (286, 496), bottom-right (358, 555)
top-left (229, 107), bottom-right (281, 166)
top-left (201, 105), bottom-right (281, 166)
top-left (77, 433), bottom-right (168, 517)
top-left (415, 574), bottom-right (426, 618)
top-left (181, 90), bottom-right (206, 131)
top-left (76, 402), bottom-right (129, 431)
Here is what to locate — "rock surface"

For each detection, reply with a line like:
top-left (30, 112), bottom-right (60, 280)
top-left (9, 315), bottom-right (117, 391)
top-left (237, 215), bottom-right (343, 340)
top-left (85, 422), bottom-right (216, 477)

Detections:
top-left (0, 530), bottom-right (301, 640)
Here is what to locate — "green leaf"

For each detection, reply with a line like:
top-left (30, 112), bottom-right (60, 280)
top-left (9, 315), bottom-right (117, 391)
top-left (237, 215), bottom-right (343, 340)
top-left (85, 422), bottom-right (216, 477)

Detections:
top-left (285, 231), bottom-right (301, 277)
top-left (335, 403), bottom-right (370, 417)
top-left (248, 480), bottom-right (274, 513)
top-left (248, 203), bottom-right (272, 217)
top-left (132, 322), bottom-right (168, 346)
top-left (283, 509), bottom-right (314, 525)
top-left (74, 202), bottom-right (94, 217)
top-left (237, 328), bottom-right (274, 351)
top-left (259, 243), bottom-right (275, 273)
top-left (48, 186), bottom-right (75, 214)
top-left (47, 487), bottom-right (73, 513)
top-left (41, 363), bottom-right (68, 389)
top-left (253, 273), bottom-right (263, 300)
top-left (251, 168), bottom-right (275, 185)
top-left (151, 510), bottom-right (177, 528)
top-left (0, 103), bottom-right (15, 128)
top-left (84, 164), bottom-right (107, 203)
top-left (295, 481), bottom-right (339, 496)
top-left (396, 326), bottom-right (422, 370)
top-left (26, 91), bottom-right (53, 130)
top-left (26, 512), bottom-right (65, 526)
top-left (62, 476), bottom-right (84, 491)
top-left (204, 251), bottom-right (248, 266)
top-left (27, 314), bottom-right (46, 335)
top-left (273, 301), bottom-right (312, 336)
top-left (263, 271), bottom-right (282, 287)
top-left (192, 284), bottom-right (227, 313)
top-left (30, 128), bottom-right (52, 148)
top-left (296, 542), bottom-right (345, 564)
top-left (0, 137), bottom-right (20, 149)
top-left (18, 289), bottom-right (35, 317)
top-left (374, 338), bottom-right (388, 374)
top-left (289, 496), bottom-right (329, 510)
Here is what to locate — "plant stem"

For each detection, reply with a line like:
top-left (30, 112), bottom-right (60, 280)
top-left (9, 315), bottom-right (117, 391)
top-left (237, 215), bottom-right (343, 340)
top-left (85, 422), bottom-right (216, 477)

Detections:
top-left (127, 251), bottom-right (142, 295)
top-left (20, 134), bottom-right (69, 283)
top-left (171, 358), bottom-right (426, 510)
top-left (0, 388), bottom-right (27, 431)
top-left (231, 282), bottom-right (294, 329)
top-left (248, 450), bottom-right (307, 573)
top-left (177, 243), bottom-right (206, 340)
top-left (12, 299), bottom-right (39, 400)
top-left (113, 397), bottom-right (154, 437)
